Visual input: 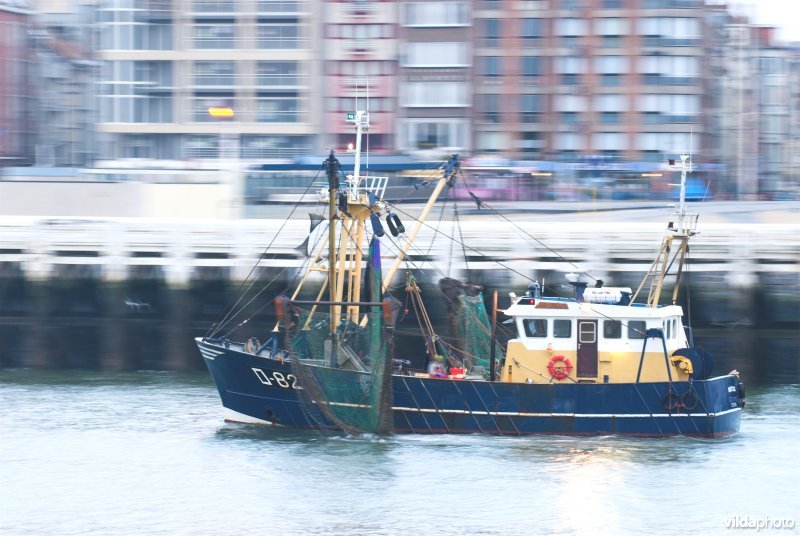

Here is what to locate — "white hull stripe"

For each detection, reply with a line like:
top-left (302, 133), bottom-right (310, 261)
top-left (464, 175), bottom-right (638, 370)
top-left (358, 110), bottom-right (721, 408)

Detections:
top-left (389, 406), bottom-right (742, 419)
top-left (221, 405), bottom-right (740, 424)
top-left (199, 346), bottom-right (223, 360)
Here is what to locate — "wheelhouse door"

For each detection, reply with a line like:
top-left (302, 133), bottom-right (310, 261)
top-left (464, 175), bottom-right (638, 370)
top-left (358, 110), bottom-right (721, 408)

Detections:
top-left (577, 319), bottom-right (598, 378)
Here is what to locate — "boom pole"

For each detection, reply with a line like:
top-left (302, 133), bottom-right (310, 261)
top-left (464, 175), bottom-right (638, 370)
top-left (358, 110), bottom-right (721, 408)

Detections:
top-left (381, 155), bottom-right (460, 293)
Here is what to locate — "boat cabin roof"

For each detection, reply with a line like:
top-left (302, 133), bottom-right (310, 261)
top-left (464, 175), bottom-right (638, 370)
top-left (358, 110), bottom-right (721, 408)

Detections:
top-left (504, 296), bottom-right (683, 320)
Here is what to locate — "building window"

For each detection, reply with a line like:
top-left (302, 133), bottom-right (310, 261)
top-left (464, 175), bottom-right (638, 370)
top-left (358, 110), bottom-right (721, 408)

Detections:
top-left (482, 94), bottom-right (500, 122)
top-left (642, 112), bottom-right (661, 124)
top-left (483, 56), bottom-right (501, 77)
top-left (593, 132), bottom-right (626, 151)
top-left (257, 0), bottom-right (303, 16)
top-left (523, 319), bottom-right (547, 338)
top-left (194, 61), bottom-right (235, 86)
top-left (401, 82), bottom-right (469, 107)
top-left (194, 1), bottom-right (235, 12)
top-left (134, 23), bottom-right (173, 50)
top-left (520, 132), bottom-right (543, 155)
top-left (194, 24), bottom-right (235, 49)
top-left (520, 94), bottom-right (542, 123)
top-left (521, 56), bottom-right (542, 77)
top-left (638, 17), bottom-right (701, 46)
top-left (520, 18), bottom-right (543, 40)
top-left (257, 61), bottom-right (300, 87)
top-left (601, 74), bottom-right (621, 86)
top-left (403, 2), bottom-right (469, 27)
top-left (193, 96), bottom-right (234, 121)
top-left (561, 112), bottom-right (580, 125)
top-left (596, 17), bottom-right (629, 36)
top-left (603, 320), bottom-right (622, 339)
top-left (554, 18), bottom-right (588, 36)
top-left (483, 18), bottom-right (501, 46)
top-left (403, 42), bottom-right (469, 67)
top-left (562, 73), bottom-right (579, 85)
top-left (183, 135), bottom-right (218, 158)
top-left (601, 112), bottom-right (621, 124)
top-left (257, 23), bottom-right (300, 49)
top-left (399, 120), bottom-right (468, 151)
top-left (240, 135), bottom-right (312, 159)
top-left (256, 97), bottom-right (301, 122)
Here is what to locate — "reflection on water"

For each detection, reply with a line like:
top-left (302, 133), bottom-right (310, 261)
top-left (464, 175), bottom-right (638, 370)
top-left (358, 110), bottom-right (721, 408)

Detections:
top-left (2, 370), bottom-right (797, 535)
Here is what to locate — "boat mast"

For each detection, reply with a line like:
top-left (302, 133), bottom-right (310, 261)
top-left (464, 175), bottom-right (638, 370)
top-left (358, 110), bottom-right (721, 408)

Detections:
top-left (325, 150), bottom-right (340, 334)
top-left (677, 154), bottom-right (690, 234)
top-left (630, 154), bottom-right (697, 307)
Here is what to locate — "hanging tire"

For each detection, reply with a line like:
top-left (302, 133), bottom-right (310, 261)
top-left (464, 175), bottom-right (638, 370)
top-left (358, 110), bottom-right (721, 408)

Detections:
top-left (661, 388), bottom-right (681, 412)
top-left (680, 389), bottom-right (699, 411)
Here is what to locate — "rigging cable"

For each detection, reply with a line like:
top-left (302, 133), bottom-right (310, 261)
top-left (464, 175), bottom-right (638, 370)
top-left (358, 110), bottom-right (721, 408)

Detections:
top-left (381, 200), bottom-right (538, 285)
top-left (207, 165), bottom-right (326, 338)
top-left (458, 169), bottom-right (599, 284)
top-left (220, 223), bottom-right (327, 339)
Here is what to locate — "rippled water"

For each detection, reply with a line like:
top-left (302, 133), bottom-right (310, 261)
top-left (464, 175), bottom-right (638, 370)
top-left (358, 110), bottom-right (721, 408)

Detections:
top-left (1, 371), bottom-right (798, 536)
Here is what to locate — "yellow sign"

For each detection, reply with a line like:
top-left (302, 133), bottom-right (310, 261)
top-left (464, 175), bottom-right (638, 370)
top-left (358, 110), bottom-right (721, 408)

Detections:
top-left (208, 106), bottom-right (234, 118)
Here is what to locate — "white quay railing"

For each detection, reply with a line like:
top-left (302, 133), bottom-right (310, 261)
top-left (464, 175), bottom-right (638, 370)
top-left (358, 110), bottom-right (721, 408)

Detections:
top-left (0, 216), bottom-right (795, 286)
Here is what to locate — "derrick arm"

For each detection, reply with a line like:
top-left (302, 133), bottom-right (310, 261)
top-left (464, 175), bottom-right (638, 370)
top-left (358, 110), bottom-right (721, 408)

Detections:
top-left (381, 155), bottom-right (460, 293)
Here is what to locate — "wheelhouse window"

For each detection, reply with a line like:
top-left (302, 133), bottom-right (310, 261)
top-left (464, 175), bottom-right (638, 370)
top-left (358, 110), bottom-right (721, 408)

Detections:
top-left (603, 320), bottom-right (622, 339)
top-left (628, 320), bottom-right (646, 339)
top-left (553, 319), bottom-right (571, 338)
top-left (523, 318), bottom-right (547, 338)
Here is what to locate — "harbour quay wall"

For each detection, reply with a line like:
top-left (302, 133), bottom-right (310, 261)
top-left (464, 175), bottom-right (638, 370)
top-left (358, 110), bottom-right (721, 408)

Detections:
top-left (0, 216), bottom-right (796, 372)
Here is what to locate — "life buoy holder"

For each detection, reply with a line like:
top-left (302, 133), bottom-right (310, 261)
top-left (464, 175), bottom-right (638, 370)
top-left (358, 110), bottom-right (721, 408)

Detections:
top-left (547, 355), bottom-right (572, 380)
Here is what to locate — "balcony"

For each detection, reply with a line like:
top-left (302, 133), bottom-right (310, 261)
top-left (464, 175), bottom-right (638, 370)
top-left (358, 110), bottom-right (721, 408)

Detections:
top-left (193, 75), bottom-right (237, 88)
top-left (193, 1), bottom-right (235, 14)
top-left (133, 0), bottom-right (173, 21)
top-left (257, 1), bottom-right (306, 17)
top-left (257, 73), bottom-right (306, 90)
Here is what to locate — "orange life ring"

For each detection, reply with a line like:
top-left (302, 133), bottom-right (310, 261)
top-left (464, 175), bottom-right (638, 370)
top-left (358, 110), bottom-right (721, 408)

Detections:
top-left (547, 355), bottom-right (572, 380)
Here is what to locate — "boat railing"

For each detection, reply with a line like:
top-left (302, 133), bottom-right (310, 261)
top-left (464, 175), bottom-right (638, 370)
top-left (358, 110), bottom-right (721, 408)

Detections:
top-left (684, 212), bottom-right (699, 232)
top-left (345, 174), bottom-right (389, 201)
top-left (673, 211), bottom-right (699, 234)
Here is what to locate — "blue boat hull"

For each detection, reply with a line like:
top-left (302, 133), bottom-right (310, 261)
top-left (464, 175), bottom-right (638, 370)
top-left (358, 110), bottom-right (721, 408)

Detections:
top-left (198, 339), bottom-right (742, 438)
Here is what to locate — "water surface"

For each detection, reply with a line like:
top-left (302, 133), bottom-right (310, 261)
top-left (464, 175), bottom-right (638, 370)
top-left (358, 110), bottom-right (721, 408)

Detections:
top-left (1, 371), bottom-right (798, 535)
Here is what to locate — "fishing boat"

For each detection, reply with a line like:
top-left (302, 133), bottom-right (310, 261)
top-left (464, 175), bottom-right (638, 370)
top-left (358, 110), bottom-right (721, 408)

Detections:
top-left (197, 110), bottom-right (744, 437)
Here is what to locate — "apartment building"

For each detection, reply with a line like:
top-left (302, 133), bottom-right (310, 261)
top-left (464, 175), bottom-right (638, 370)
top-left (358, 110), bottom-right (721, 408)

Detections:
top-left (96, 0), bottom-right (320, 161)
top-left (472, 0), bottom-right (710, 162)
top-left (396, 1), bottom-right (472, 153)
top-left (321, 0), bottom-right (398, 152)
top-left (30, 3), bottom-right (99, 166)
top-left (0, 0), bottom-right (34, 166)
top-left (81, 0), bottom-right (797, 199)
